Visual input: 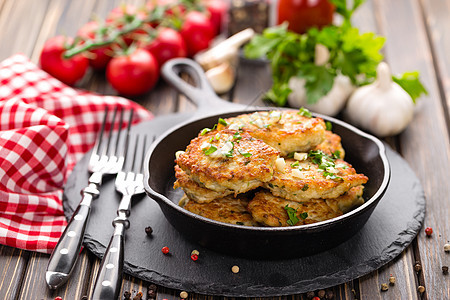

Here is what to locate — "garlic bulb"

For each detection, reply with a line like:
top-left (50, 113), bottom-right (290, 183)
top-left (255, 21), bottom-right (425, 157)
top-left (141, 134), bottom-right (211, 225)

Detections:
top-left (288, 74), bottom-right (354, 116)
top-left (195, 28), bottom-right (255, 94)
top-left (287, 44), bottom-right (354, 116)
top-left (345, 62), bottom-right (414, 137)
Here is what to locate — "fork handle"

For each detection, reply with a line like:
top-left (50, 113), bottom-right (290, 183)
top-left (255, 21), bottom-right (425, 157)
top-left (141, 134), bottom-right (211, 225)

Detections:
top-left (45, 185), bottom-right (98, 289)
top-left (91, 225), bottom-right (125, 300)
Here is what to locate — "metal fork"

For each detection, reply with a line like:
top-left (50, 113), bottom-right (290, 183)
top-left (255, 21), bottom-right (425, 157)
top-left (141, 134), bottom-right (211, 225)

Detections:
top-left (46, 107), bottom-right (134, 290)
top-left (91, 134), bottom-right (148, 300)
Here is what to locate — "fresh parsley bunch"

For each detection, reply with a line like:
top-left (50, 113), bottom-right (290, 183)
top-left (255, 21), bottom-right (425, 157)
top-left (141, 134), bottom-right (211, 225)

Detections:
top-left (244, 0), bottom-right (427, 106)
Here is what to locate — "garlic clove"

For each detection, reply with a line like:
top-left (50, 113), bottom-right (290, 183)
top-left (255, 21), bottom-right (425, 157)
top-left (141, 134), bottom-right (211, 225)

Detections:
top-left (195, 28), bottom-right (255, 70)
top-left (315, 44), bottom-right (330, 66)
top-left (205, 62), bottom-right (235, 94)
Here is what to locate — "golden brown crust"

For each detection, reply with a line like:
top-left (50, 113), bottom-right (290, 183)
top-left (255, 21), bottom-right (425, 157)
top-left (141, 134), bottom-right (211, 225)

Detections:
top-left (222, 110), bottom-right (327, 156)
top-left (181, 194), bottom-right (259, 226)
top-left (174, 165), bottom-right (233, 203)
top-left (315, 130), bottom-right (345, 159)
top-left (266, 158), bottom-right (368, 202)
top-left (326, 185), bottom-right (365, 213)
top-left (176, 129), bottom-right (280, 195)
top-left (248, 191), bottom-right (342, 227)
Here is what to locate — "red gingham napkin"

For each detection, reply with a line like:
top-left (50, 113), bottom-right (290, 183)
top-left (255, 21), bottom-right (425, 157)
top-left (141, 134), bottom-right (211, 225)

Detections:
top-left (0, 54), bottom-right (153, 253)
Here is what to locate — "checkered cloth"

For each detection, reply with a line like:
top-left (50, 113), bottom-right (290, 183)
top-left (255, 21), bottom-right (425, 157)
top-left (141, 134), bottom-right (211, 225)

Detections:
top-left (0, 54), bottom-right (153, 253)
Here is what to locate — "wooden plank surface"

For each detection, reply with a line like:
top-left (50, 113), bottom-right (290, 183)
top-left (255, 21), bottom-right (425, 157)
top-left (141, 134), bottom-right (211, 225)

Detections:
top-left (0, 0), bottom-right (448, 299)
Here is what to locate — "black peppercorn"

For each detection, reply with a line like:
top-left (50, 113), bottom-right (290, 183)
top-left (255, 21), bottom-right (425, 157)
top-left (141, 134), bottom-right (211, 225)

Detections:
top-left (123, 291), bottom-right (131, 300)
top-left (414, 263), bottom-right (422, 272)
top-left (147, 290), bottom-right (156, 299)
top-left (318, 289), bottom-right (326, 298)
top-left (443, 265), bottom-right (449, 274)
top-left (145, 226), bottom-right (153, 235)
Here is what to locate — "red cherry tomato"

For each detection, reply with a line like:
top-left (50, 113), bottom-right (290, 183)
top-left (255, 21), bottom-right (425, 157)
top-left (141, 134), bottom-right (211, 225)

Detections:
top-left (204, 0), bottom-right (228, 35)
top-left (277, 0), bottom-right (335, 34)
top-left (179, 11), bottom-right (215, 57)
top-left (144, 27), bottom-right (187, 67)
top-left (106, 48), bottom-right (159, 96)
top-left (39, 36), bottom-right (89, 86)
top-left (77, 21), bottom-right (113, 71)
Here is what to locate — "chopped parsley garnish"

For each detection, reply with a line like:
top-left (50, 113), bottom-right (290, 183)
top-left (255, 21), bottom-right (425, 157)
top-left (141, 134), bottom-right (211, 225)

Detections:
top-left (224, 141), bottom-right (234, 157)
top-left (203, 145), bottom-right (217, 155)
top-left (299, 212), bottom-right (308, 220)
top-left (298, 107), bottom-right (312, 118)
top-left (308, 150), bottom-right (342, 180)
top-left (239, 150), bottom-right (252, 157)
top-left (332, 150), bottom-right (341, 159)
top-left (287, 152), bottom-right (295, 158)
top-left (233, 132), bottom-right (242, 140)
top-left (291, 161), bottom-right (300, 168)
top-left (236, 222), bottom-right (244, 225)
top-left (326, 121), bottom-right (333, 131)
top-left (301, 184), bottom-right (309, 191)
top-left (284, 205), bottom-right (300, 226)
top-left (201, 128), bottom-right (211, 136)
top-left (218, 118), bottom-right (228, 126)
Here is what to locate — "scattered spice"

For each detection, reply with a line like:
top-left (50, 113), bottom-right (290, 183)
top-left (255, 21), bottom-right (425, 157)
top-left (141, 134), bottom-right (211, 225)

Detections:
top-left (161, 246), bottom-right (170, 254)
top-left (425, 227), bottom-right (433, 236)
top-left (381, 283), bottom-right (389, 291)
top-left (123, 291), bottom-right (132, 299)
top-left (180, 291), bottom-right (189, 299)
top-left (317, 290), bottom-right (326, 298)
top-left (231, 265), bottom-right (240, 273)
top-left (389, 275), bottom-right (396, 285)
top-left (145, 226), bottom-right (153, 236)
top-left (306, 291), bottom-right (315, 299)
top-left (442, 266), bottom-right (449, 275)
top-left (414, 262), bottom-right (422, 272)
top-left (132, 291), bottom-right (143, 300)
top-left (312, 297), bottom-right (321, 300)
top-left (54, 297), bottom-right (63, 300)
top-left (191, 253), bottom-right (199, 261)
top-left (444, 243), bottom-right (450, 252)
top-left (417, 285), bottom-right (425, 293)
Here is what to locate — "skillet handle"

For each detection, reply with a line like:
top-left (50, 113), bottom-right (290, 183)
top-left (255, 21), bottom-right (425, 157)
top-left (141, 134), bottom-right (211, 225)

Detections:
top-left (161, 58), bottom-right (236, 112)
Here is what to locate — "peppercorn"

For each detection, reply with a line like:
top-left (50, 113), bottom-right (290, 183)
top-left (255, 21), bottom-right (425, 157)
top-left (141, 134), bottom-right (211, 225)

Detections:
top-left (231, 265), bottom-right (240, 273)
top-left (191, 253), bottom-right (199, 261)
top-left (389, 276), bottom-right (396, 285)
top-left (306, 291), bottom-right (315, 299)
top-left (417, 285), bottom-right (425, 293)
top-left (444, 243), bottom-right (450, 252)
top-left (443, 266), bottom-right (449, 274)
top-left (312, 297), bottom-right (320, 300)
top-left (381, 283), bottom-right (389, 291)
top-left (162, 246), bottom-right (169, 254)
top-left (414, 263), bottom-right (422, 272)
top-left (425, 227), bottom-right (433, 236)
top-left (145, 226), bottom-right (153, 236)
top-left (326, 290), bottom-right (334, 299)
top-left (317, 289), bottom-right (326, 298)
top-left (54, 297), bottom-right (63, 300)
top-left (132, 292), bottom-right (143, 300)
top-left (180, 291), bottom-right (188, 298)
top-left (124, 291), bottom-right (131, 300)
top-left (147, 289), bottom-right (156, 299)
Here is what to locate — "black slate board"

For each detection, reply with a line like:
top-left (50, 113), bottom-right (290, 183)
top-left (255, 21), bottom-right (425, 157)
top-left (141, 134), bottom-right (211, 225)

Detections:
top-left (63, 114), bottom-right (425, 297)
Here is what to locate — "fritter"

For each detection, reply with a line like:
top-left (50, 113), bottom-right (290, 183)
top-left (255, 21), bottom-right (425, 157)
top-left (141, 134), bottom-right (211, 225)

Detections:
top-left (174, 165), bottom-right (233, 203)
top-left (326, 185), bottom-right (365, 213)
top-left (176, 128), bottom-right (280, 195)
top-left (221, 110), bottom-right (327, 156)
top-left (247, 190), bottom-right (342, 227)
top-left (180, 194), bottom-right (259, 226)
top-left (315, 130), bottom-right (345, 159)
top-left (266, 152), bottom-right (368, 202)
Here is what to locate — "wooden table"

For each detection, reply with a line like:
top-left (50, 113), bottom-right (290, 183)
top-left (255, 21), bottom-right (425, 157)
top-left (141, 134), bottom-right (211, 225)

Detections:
top-left (0, 0), bottom-right (449, 299)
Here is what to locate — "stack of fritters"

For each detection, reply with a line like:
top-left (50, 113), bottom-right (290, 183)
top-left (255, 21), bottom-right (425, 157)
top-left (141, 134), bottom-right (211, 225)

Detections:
top-left (174, 110), bottom-right (368, 227)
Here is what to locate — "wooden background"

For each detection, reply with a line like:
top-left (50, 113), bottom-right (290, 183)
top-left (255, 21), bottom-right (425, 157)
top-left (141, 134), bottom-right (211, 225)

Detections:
top-left (0, 0), bottom-right (449, 299)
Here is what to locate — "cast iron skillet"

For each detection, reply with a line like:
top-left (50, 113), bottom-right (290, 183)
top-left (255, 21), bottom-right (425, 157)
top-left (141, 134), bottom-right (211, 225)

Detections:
top-left (144, 58), bottom-right (390, 259)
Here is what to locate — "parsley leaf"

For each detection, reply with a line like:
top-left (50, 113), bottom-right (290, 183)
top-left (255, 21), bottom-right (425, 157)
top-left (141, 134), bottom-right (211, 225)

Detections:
top-left (203, 145), bottom-right (217, 155)
top-left (284, 205), bottom-right (300, 226)
top-left (393, 71), bottom-right (428, 103)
